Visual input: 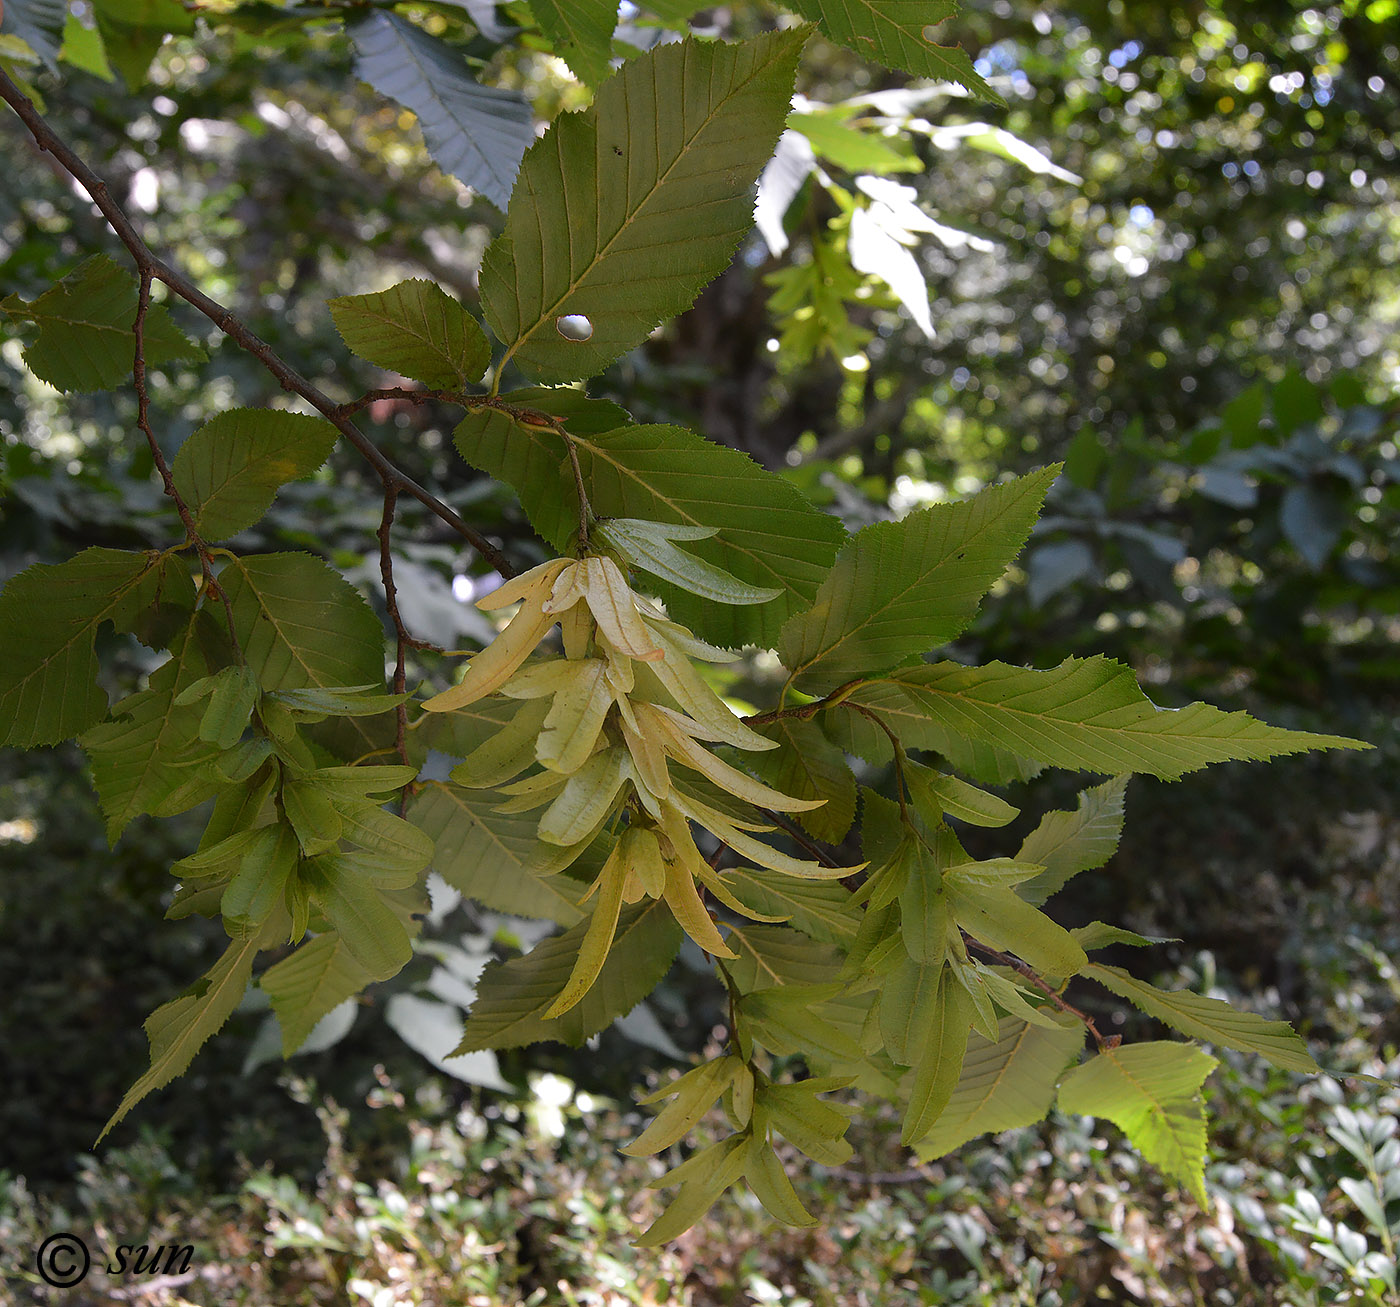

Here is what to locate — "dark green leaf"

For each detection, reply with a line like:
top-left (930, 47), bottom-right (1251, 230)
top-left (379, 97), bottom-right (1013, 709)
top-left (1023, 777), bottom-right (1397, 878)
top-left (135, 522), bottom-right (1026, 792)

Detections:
top-left (327, 279), bottom-right (491, 387)
top-left (480, 29), bottom-right (807, 381)
top-left (171, 409), bottom-right (338, 540)
top-left (1, 256), bottom-right (203, 390)
top-left (455, 898), bottom-right (681, 1050)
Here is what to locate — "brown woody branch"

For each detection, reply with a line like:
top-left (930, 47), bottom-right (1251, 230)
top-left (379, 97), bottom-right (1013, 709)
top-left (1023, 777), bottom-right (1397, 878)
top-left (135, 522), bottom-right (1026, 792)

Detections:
top-left (0, 67), bottom-right (514, 580)
top-left (962, 935), bottom-right (1119, 1052)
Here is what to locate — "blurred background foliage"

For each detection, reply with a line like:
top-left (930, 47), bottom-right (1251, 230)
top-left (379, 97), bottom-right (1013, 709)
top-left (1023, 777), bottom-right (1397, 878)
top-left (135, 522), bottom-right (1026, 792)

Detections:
top-left (2, 0), bottom-right (1399, 1300)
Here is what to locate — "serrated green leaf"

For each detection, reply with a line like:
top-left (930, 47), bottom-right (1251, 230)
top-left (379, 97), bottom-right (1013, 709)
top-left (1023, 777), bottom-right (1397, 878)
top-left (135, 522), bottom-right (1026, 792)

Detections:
top-left (327, 279), bottom-right (491, 387)
top-left (901, 973), bottom-right (974, 1145)
top-left (727, 923), bottom-right (845, 991)
top-left (481, 29), bottom-right (807, 382)
top-left (408, 782), bottom-right (589, 923)
top-left (746, 717), bottom-right (857, 844)
top-left (2, 254), bottom-right (204, 391)
top-left (82, 617), bottom-right (218, 840)
top-left (352, 12), bottom-right (533, 210)
top-left (634, 1134), bottom-right (749, 1247)
top-left (219, 553), bottom-right (386, 693)
top-left (1016, 776), bottom-right (1128, 905)
top-left (904, 759), bottom-right (1018, 828)
top-left (91, 0), bottom-right (195, 88)
top-left (945, 869), bottom-right (1087, 979)
top-left (1072, 922), bottom-right (1178, 951)
top-left (260, 932), bottom-right (374, 1055)
top-left (759, 1078), bottom-right (856, 1166)
top-left (530, 0), bottom-right (616, 85)
top-left (849, 657), bottom-right (1369, 780)
top-left (1083, 964), bottom-right (1319, 1074)
top-left (780, 468), bottom-right (1057, 692)
top-left (98, 918), bottom-right (275, 1141)
top-left (454, 898), bottom-right (681, 1050)
top-left (221, 822), bottom-right (299, 928)
top-left (826, 697), bottom-right (1043, 786)
top-left (170, 409), bottom-right (338, 540)
top-left (744, 1136), bottom-right (818, 1226)
top-left (1057, 1041), bottom-right (1217, 1205)
top-left (781, 0), bottom-right (999, 103)
top-left (308, 855), bottom-right (414, 981)
top-left (453, 413), bottom-right (845, 647)
top-left (0, 547), bottom-right (173, 747)
top-left (723, 868), bottom-right (858, 945)
top-left (916, 1014), bottom-right (1083, 1157)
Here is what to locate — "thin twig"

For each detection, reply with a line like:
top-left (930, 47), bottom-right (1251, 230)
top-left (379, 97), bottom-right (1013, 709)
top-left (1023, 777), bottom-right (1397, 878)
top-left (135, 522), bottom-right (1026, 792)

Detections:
top-left (332, 386), bottom-right (472, 419)
top-left (757, 809), bottom-right (843, 869)
top-left (132, 270), bottom-right (242, 652)
top-left (0, 68), bottom-right (513, 580)
top-left (963, 934), bottom-right (1118, 1051)
top-left (376, 486), bottom-right (412, 771)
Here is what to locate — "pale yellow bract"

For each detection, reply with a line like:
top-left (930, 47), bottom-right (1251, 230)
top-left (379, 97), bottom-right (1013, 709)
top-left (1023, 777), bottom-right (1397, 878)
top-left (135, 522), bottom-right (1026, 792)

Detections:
top-left (423, 543), bottom-right (864, 1014)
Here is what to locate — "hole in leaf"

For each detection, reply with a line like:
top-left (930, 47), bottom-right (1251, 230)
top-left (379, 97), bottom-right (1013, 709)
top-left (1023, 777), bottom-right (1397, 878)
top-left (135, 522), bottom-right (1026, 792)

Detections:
top-left (556, 314), bottom-right (594, 342)
top-left (921, 24), bottom-right (940, 41)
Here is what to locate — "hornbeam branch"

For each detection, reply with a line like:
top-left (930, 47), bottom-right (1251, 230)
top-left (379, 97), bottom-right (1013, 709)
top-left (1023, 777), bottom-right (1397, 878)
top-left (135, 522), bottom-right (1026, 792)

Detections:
top-left (0, 68), bottom-right (514, 579)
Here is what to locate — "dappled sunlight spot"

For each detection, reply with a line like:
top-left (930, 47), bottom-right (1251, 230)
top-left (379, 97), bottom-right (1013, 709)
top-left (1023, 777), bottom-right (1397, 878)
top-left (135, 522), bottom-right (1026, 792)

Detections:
top-left (0, 818), bottom-right (38, 844)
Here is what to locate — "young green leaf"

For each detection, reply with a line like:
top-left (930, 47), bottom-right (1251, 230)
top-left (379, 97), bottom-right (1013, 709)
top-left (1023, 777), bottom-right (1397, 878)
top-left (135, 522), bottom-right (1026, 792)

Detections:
top-left (82, 615), bottom-right (218, 841)
top-left (480, 29), bottom-right (808, 382)
top-left (945, 865), bottom-right (1087, 979)
top-left (634, 1134), bottom-right (750, 1247)
top-left (1057, 1041), bottom-right (1218, 1206)
top-left (1016, 776), bottom-right (1128, 905)
top-left (1083, 963), bottom-right (1319, 1074)
top-left (849, 657), bottom-right (1370, 780)
top-left (0, 547), bottom-right (174, 747)
top-left (758, 1077), bottom-right (857, 1166)
top-left (1, 254), bottom-right (205, 391)
top-left (780, 0), bottom-right (1000, 103)
top-left (221, 822), bottom-right (299, 929)
top-left (260, 931), bottom-right (376, 1056)
top-left (901, 973), bottom-right (975, 1145)
top-left (624, 1055), bottom-right (745, 1155)
top-left (170, 409), bottom-right (338, 541)
top-left (453, 898), bottom-right (682, 1050)
top-left (904, 759), bottom-right (1019, 828)
top-left (915, 1014), bottom-right (1084, 1157)
top-left (593, 517), bottom-right (782, 605)
top-left (327, 279), bottom-right (491, 387)
top-left (779, 466), bottom-right (1059, 692)
top-left (744, 1136), bottom-right (818, 1227)
top-left (307, 855), bottom-right (415, 981)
